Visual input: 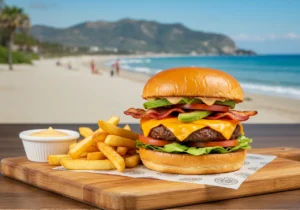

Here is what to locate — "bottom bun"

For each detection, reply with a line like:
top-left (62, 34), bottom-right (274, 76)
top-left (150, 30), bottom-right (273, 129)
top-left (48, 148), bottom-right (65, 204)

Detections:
top-left (139, 148), bottom-right (246, 175)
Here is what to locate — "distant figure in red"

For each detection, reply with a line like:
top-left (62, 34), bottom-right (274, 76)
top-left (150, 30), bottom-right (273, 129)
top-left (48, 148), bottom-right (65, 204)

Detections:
top-left (115, 59), bottom-right (120, 75)
top-left (90, 59), bottom-right (97, 74)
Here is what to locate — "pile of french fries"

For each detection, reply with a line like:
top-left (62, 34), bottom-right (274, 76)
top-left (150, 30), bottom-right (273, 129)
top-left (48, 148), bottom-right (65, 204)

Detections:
top-left (48, 116), bottom-right (140, 172)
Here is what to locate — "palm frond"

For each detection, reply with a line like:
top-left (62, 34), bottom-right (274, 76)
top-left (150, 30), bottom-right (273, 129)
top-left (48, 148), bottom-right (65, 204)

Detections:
top-left (0, 5), bottom-right (31, 29)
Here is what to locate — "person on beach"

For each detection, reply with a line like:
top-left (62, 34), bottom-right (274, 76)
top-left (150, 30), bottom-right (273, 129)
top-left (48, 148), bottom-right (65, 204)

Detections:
top-left (110, 64), bottom-right (115, 77)
top-left (90, 60), bottom-right (97, 74)
top-left (90, 60), bottom-right (102, 75)
top-left (115, 59), bottom-right (120, 75)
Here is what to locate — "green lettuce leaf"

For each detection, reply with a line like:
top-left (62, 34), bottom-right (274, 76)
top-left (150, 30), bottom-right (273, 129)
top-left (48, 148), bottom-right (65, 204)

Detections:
top-left (143, 99), bottom-right (172, 109)
top-left (137, 135), bottom-right (252, 156)
top-left (143, 97), bottom-right (235, 109)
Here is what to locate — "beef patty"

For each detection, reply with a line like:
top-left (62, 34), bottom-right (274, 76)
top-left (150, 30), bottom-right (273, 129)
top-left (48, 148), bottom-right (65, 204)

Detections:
top-left (148, 125), bottom-right (241, 142)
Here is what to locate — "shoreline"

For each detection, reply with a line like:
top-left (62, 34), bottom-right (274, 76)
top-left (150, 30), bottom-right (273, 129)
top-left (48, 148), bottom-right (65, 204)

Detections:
top-left (95, 55), bottom-right (300, 123)
top-left (1, 55), bottom-right (300, 123)
top-left (99, 55), bottom-right (300, 101)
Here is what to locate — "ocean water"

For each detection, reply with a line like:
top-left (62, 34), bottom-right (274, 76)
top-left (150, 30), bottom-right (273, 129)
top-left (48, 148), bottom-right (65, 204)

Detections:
top-left (107, 55), bottom-right (300, 99)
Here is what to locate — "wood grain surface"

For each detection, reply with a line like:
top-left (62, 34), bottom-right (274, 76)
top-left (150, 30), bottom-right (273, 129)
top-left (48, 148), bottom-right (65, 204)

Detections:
top-left (250, 147), bottom-right (300, 161)
top-left (2, 150), bottom-right (300, 209)
top-left (1, 124), bottom-right (300, 209)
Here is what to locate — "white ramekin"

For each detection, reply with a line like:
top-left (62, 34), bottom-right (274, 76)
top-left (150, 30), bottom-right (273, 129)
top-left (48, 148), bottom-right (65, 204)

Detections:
top-left (19, 129), bottom-right (80, 162)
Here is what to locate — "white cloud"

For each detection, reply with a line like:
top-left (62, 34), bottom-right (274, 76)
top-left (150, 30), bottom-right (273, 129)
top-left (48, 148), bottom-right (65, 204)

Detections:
top-left (231, 33), bottom-right (300, 42)
top-left (283, 33), bottom-right (300, 40)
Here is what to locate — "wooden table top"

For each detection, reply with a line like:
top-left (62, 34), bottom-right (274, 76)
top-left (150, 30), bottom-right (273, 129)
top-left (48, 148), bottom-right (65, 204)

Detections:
top-left (1, 124), bottom-right (300, 209)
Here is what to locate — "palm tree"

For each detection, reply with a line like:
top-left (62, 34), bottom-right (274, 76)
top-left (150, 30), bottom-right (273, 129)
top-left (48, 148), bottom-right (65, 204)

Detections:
top-left (0, 0), bottom-right (5, 44)
top-left (0, 6), bottom-right (30, 70)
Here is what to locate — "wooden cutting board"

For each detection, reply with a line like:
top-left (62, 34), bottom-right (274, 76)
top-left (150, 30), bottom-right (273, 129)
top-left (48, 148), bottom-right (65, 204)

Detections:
top-left (2, 147), bottom-right (300, 210)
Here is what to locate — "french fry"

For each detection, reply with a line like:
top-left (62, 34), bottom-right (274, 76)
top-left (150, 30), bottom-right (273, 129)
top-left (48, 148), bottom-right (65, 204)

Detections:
top-left (92, 131), bottom-right (108, 143)
top-left (69, 135), bottom-right (93, 159)
top-left (123, 124), bottom-right (131, 131)
top-left (107, 116), bottom-right (120, 125)
top-left (105, 135), bottom-right (136, 149)
top-left (114, 125), bottom-right (131, 155)
top-left (79, 127), bottom-right (94, 137)
top-left (116, 147), bottom-right (128, 156)
top-left (98, 120), bottom-right (138, 140)
top-left (86, 145), bottom-right (99, 152)
top-left (69, 142), bottom-right (77, 150)
top-left (61, 159), bottom-right (116, 170)
top-left (95, 116), bottom-right (120, 133)
top-left (114, 124), bottom-right (131, 156)
top-left (80, 152), bottom-right (87, 157)
top-left (127, 149), bottom-right (138, 155)
top-left (116, 124), bottom-right (131, 156)
top-left (52, 116), bottom-right (141, 171)
top-left (87, 152), bottom-right (106, 160)
top-left (97, 142), bottom-right (125, 172)
top-left (48, 154), bottom-right (71, 166)
top-left (125, 154), bottom-right (140, 168)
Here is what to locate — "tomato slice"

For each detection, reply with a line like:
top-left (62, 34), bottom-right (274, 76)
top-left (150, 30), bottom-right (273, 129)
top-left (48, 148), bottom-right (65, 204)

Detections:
top-left (177, 104), bottom-right (229, 112)
top-left (139, 135), bottom-right (172, 146)
top-left (189, 139), bottom-right (238, 148)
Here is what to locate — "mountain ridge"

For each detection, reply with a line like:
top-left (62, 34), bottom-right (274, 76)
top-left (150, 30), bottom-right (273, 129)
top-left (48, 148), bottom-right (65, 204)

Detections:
top-left (30, 18), bottom-right (254, 55)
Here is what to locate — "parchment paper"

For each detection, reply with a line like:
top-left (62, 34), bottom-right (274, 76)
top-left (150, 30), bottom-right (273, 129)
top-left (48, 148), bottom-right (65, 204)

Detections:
top-left (54, 153), bottom-right (276, 189)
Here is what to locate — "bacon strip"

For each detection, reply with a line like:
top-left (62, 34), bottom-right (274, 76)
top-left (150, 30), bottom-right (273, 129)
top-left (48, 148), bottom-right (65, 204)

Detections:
top-left (124, 108), bottom-right (257, 121)
top-left (205, 110), bottom-right (258, 121)
top-left (124, 108), bottom-right (184, 120)
top-left (124, 108), bottom-right (146, 119)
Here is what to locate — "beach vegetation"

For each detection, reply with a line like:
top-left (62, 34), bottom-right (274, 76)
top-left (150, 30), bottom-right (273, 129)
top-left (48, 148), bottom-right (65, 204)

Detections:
top-left (0, 5), bottom-right (30, 70)
top-left (0, 46), bottom-right (33, 64)
top-left (14, 33), bottom-right (38, 47)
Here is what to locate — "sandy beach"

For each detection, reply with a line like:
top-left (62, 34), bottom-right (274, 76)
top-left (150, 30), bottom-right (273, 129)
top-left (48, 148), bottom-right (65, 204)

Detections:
top-left (1, 55), bottom-right (300, 124)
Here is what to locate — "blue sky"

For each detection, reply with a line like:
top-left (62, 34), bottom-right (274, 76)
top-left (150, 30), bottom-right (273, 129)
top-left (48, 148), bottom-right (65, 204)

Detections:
top-left (7, 0), bottom-right (300, 54)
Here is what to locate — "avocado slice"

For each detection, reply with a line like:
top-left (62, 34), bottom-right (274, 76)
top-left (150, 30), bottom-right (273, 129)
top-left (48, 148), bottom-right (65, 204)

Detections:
top-left (215, 100), bottom-right (235, 109)
top-left (178, 111), bottom-right (212, 123)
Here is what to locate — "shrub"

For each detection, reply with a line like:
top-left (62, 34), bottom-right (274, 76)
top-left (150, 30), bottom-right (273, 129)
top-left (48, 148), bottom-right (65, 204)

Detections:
top-left (0, 46), bottom-right (38, 64)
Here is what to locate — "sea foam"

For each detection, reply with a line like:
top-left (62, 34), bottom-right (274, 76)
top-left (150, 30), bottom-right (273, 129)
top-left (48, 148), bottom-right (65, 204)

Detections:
top-left (241, 83), bottom-right (300, 99)
top-left (106, 55), bottom-right (300, 100)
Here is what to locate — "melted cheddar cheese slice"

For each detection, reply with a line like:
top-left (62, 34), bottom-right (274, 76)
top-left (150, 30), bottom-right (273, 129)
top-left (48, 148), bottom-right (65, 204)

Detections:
top-left (141, 118), bottom-right (244, 141)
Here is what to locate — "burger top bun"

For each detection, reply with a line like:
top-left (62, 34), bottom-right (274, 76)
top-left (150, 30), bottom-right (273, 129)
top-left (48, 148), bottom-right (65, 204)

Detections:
top-left (142, 67), bottom-right (244, 103)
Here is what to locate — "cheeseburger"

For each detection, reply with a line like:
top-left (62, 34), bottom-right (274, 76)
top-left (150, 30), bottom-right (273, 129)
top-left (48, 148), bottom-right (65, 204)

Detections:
top-left (124, 67), bottom-right (257, 174)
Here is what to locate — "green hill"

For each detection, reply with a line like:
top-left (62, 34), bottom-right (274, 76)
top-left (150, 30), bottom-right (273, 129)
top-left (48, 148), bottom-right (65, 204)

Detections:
top-left (30, 18), bottom-right (243, 55)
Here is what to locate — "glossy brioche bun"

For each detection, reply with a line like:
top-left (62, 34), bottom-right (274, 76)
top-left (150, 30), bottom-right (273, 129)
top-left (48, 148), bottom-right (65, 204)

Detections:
top-left (142, 67), bottom-right (244, 103)
top-left (139, 148), bottom-right (246, 175)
